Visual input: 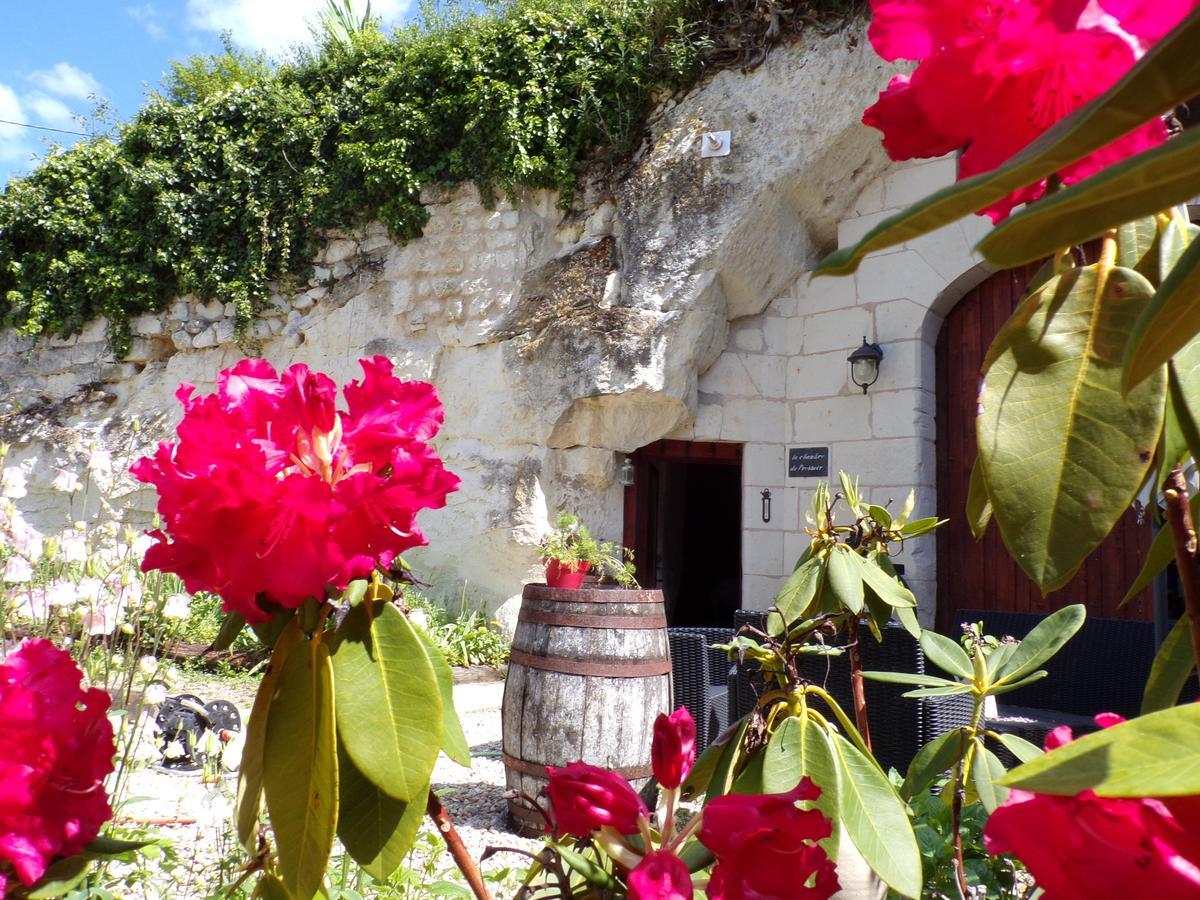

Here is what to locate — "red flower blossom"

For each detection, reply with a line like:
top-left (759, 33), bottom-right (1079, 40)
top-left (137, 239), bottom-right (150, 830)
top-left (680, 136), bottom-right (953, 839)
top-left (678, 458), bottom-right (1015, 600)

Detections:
top-left (132, 356), bottom-right (460, 622)
top-left (545, 761), bottom-right (649, 837)
top-left (0, 640), bottom-right (115, 894)
top-left (628, 851), bottom-right (693, 900)
top-left (862, 0), bottom-right (1197, 220)
top-left (700, 778), bottom-right (839, 899)
top-left (651, 707), bottom-right (697, 790)
top-left (985, 713), bottom-right (1200, 899)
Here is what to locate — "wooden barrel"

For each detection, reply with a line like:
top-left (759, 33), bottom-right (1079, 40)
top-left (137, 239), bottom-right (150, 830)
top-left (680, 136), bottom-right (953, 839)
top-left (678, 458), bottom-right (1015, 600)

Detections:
top-left (501, 583), bottom-right (671, 835)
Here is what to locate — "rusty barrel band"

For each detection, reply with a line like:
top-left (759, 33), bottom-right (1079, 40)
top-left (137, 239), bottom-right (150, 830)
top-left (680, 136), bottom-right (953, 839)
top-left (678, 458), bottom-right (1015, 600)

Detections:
top-left (517, 607), bottom-right (667, 629)
top-left (523, 585), bottom-right (664, 604)
top-left (508, 649), bottom-right (672, 677)
top-left (502, 752), bottom-right (654, 781)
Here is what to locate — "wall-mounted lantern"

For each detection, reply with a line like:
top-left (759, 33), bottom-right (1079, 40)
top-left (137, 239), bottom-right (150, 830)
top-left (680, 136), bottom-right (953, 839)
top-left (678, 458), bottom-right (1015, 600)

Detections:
top-left (848, 337), bottom-right (884, 394)
top-left (619, 455), bottom-right (636, 487)
top-left (761, 488), bottom-right (772, 523)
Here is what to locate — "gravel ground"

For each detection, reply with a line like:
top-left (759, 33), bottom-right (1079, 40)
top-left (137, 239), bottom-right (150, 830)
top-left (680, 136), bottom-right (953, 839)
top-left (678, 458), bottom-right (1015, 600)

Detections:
top-left (110, 668), bottom-right (541, 897)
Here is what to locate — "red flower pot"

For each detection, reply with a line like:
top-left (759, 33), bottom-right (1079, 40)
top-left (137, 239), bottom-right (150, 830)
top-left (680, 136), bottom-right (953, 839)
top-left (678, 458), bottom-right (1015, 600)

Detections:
top-left (544, 559), bottom-right (590, 589)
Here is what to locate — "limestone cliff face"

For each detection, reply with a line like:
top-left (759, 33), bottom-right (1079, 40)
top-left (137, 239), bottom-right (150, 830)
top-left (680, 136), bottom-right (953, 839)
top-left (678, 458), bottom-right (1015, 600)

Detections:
top-left (0, 26), bottom-right (894, 613)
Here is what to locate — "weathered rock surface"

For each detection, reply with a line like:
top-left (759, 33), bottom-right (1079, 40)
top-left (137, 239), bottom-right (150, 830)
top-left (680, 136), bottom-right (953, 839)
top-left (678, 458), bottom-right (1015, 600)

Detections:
top-left (0, 27), bottom-right (894, 612)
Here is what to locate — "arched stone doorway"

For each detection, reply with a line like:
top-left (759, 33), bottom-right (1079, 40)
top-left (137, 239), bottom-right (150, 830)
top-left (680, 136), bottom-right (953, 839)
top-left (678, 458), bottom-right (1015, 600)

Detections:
top-left (934, 265), bottom-right (1155, 633)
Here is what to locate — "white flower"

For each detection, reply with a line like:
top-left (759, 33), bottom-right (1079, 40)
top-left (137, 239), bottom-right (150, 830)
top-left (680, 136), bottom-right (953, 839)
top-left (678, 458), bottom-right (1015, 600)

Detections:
top-left (1, 468), bottom-right (27, 500)
top-left (51, 468), bottom-right (82, 494)
top-left (88, 450), bottom-right (114, 478)
top-left (115, 579), bottom-right (143, 609)
top-left (76, 577), bottom-right (104, 603)
top-left (44, 581), bottom-right (76, 607)
top-left (131, 532), bottom-right (155, 558)
top-left (144, 683), bottom-right (167, 705)
top-left (59, 534), bottom-right (88, 564)
top-left (82, 601), bottom-right (121, 636)
top-left (10, 519), bottom-right (43, 561)
top-left (161, 593), bottom-right (191, 620)
top-left (3, 556), bottom-right (33, 584)
top-left (14, 590), bottom-right (50, 621)
top-left (408, 608), bottom-right (430, 631)
top-left (138, 655), bottom-right (158, 675)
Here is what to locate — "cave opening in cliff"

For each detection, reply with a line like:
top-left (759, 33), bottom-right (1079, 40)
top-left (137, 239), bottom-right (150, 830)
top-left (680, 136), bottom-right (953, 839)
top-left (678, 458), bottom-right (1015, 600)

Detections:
top-left (623, 440), bottom-right (742, 627)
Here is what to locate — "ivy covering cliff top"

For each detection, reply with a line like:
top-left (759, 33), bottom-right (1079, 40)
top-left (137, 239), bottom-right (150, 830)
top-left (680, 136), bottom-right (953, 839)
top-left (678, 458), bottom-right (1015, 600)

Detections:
top-left (0, 0), bottom-right (857, 356)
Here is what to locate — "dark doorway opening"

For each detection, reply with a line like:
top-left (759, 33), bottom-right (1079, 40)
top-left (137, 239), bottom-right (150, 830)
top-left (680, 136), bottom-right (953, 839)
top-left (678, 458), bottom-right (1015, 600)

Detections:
top-left (623, 440), bottom-right (742, 627)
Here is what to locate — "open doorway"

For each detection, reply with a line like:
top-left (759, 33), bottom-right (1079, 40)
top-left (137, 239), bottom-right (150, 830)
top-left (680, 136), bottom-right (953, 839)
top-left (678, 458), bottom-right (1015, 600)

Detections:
top-left (622, 440), bottom-right (742, 627)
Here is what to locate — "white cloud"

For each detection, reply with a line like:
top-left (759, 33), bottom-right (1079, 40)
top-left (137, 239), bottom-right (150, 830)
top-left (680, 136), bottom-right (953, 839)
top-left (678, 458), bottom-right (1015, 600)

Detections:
top-left (0, 84), bottom-right (31, 163)
top-left (26, 95), bottom-right (75, 130)
top-left (127, 3), bottom-right (166, 40)
top-left (27, 62), bottom-right (102, 101)
top-left (186, 0), bottom-right (410, 53)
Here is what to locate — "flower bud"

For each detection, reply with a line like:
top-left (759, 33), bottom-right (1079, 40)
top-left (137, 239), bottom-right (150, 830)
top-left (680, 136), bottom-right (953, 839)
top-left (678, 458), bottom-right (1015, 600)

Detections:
top-left (545, 761), bottom-right (648, 838)
top-left (628, 851), bottom-right (693, 900)
top-left (651, 706), bottom-right (697, 790)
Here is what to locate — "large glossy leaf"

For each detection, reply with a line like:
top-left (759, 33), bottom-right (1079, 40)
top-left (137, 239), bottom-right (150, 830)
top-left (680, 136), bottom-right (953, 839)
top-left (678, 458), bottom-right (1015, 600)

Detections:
top-left (1142, 616), bottom-right (1197, 714)
top-left (988, 669), bottom-right (1049, 695)
top-left (703, 716), bottom-right (751, 803)
top-left (847, 550), bottom-right (917, 608)
top-left (903, 727), bottom-right (966, 800)
top-left (1124, 232), bottom-right (1200, 391)
top-left (919, 631), bottom-right (973, 680)
top-left (978, 265), bottom-right (1164, 591)
top-left (972, 743), bottom-right (1009, 813)
top-left (761, 716), bottom-right (841, 851)
top-left (994, 732), bottom-right (1042, 764)
top-left (825, 546), bottom-right (864, 615)
top-left (770, 556), bottom-right (826, 634)
top-left (331, 601), bottom-right (442, 802)
top-left (829, 732), bottom-right (923, 898)
top-left (211, 611), bottom-right (247, 652)
top-left (237, 619), bottom-right (303, 852)
top-left (967, 461), bottom-right (991, 545)
top-left (860, 670), bottom-right (962, 689)
top-left (24, 854), bottom-right (92, 898)
top-left (814, 9), bottom-right (1200, 276)
top-left (412, 622), bottom-right (471, 767)
top-left (993, 604), bottom-right (1085, 685)
top-left (337, 743), bottom-right (427, 881)
top-left (979, 132), bottom-right (1200, 268)
top-left (1002, 703), bottom-right (1200, 796)
top-left (1170, 347), bottom-right (1200, 463)
top-left (263, 634), bottom-right (338, 900)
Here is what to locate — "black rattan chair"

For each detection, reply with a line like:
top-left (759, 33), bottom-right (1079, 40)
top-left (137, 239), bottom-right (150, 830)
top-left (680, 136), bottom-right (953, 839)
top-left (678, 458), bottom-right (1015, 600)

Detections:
top-left (667, 627), bottom-right (734, 752)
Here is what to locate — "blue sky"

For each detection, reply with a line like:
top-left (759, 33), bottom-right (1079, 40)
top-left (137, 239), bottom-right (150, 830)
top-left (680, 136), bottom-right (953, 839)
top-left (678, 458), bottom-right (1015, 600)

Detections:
top-left (0, 0), bottom-right (416, 186)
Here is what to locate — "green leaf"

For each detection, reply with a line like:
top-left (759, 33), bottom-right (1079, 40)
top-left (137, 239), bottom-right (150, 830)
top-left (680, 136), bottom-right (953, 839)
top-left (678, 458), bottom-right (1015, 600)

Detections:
top-left (337, 743), bottom-right (427, 881)
top-left (1142, 615), bottom-right (1197, 714)
top-left (988, 670), bottom-right (1048, 695)
top-left (903, 728), bottom-right (966, 800)
top-left (1170, 348), bottom-right (1200, 464)
top-left (967, 458), bottom-right (993, 541)
top-left (253, 873), bottom-right (291, 900)
top-left (412, 621), bottom-right (471, 767)
top-left (919, 631), bottom-right (974, 680)
top-left (264, 634), bottom-right (338, 900)
top-left (342, 580), bottom-right (370, 608)
top-left (770, 556), bottom-right (827, 634)
top-left (703, 716), bottom-right (751, 803)
top-left (971, 743), bottom-right (1009, 813)
top-left (1125, 230), bottom-right (1200, 391)
top-left (84, 836), bottom-right (154, 856)
top-left (978, 265), bottom-right (1163, 592)
top-left (681, 736), bottom-right (725, 801)
top-left (868, 504), bottom-right (892, 528)
top-left (825, 546), bottom-right (864, 615)
top-left (814, 10), bottom-right (1200, 276)
top-left (860, 670), bottom-right (962, 688)
top-left (979, 131), bottom-right (1200, 268)
top-left (898, 516), bottom-right (945, 538)
top-left (24, 854), bottom-right (92, 898)
top-left (557, 845), bottom-right (619, 890)
top-left (210, 611), bottom-right (247, 652)
top-left (901, 684), bottom-right (974, 698)
top-left (993, 732), bottom-right (1043, 765)
top-left (761, 716), bottom-right (841, 848)
top-left (1122, 496), bottom-right (1200, 606)
top-left (1117, 217), bottom-right (1168, 281)
top-left (1002, 703), bottom-right (1200, 796)
top-left (985, 642), bottom-right (1018, 681)
top-left (846, 550), bottom-right (917, 608)
top-left (237, 618), bottom-right (303, 852)
top-left (331, 601), bottom-right (442, 802)
top-left (829, 731), bottom-right (923, 898)
top-left (993, 604), bottom-right (1085, 685)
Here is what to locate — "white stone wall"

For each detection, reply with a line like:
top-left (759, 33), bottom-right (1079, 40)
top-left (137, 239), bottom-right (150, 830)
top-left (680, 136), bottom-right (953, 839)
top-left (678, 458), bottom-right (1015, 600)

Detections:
top-left (676, 155), bottom-right (994, 623)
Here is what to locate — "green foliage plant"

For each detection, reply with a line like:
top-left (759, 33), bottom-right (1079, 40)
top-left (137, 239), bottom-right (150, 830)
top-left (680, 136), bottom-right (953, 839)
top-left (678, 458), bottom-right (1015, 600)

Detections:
top-left (815, 9), bottom-right (1200, 817)
top-left (0, 0), bottom-right (710, 355)
top-left (538, 512), bottom-right (638, 587)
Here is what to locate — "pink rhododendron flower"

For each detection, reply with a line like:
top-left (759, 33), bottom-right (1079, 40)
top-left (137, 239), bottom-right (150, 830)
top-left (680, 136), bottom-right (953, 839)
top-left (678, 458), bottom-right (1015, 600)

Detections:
top-left (700, 778), bottom-right (839, 899)
top-left (862, 0), bottom-right (1199, 220)
top-left (0, 640), bottom-right (115, 894)
top-left (545, 761), bottom-right (649, 837)
top-left (651, 706), bottom-right (697, 790)
top-left (628, 851), bottom-right (693, 899)
top-left (131, 356), bottom-right (460, 622)
top-left (985, 713), bottom-right (1200, 898)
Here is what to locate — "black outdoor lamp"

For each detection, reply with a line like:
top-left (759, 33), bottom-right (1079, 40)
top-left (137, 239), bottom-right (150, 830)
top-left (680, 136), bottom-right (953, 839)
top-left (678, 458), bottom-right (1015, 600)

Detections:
top-left (848, 337), bottom-right (884, 394)
top-left (761, 488), bottom-right (772, 523)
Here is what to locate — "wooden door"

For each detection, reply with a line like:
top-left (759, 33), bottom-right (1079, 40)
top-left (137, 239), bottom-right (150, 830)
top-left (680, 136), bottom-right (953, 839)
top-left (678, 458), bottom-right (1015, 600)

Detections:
top-left (935, 266), bottom-right (1154, 632)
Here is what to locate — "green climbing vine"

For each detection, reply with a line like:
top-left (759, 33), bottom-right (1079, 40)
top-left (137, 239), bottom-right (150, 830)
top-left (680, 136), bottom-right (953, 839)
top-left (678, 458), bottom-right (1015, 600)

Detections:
top-left (0, 0), bottom-right (856, 356)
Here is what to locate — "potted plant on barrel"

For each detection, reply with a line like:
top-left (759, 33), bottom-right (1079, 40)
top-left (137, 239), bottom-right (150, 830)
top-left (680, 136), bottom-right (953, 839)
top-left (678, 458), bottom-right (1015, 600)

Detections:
top-left (538, 513), bottom-right (638, 589)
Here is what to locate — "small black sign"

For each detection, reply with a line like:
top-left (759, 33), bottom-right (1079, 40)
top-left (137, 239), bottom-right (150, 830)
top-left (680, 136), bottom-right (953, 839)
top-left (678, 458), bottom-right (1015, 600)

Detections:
top-left (788, 447), bottom-right (830, 478)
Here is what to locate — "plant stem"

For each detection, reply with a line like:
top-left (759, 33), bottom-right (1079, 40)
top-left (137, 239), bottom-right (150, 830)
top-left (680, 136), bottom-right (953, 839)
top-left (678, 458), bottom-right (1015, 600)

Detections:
top-left (845, 617), bottom-right (872, 752)
top-left (427, 790), bottom-right (492, 900)
top-left (950, 725), bottom-right (971, 898)
top-left (1163, 467), bottom-right (1200, 668)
